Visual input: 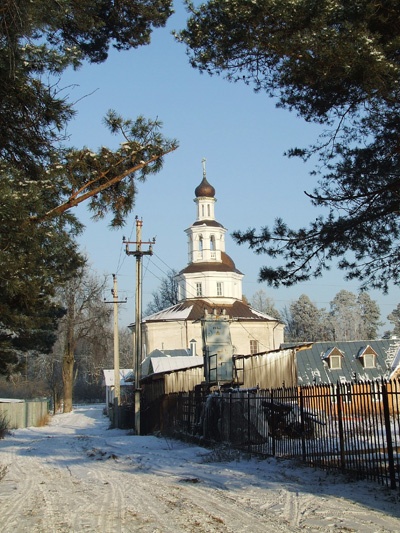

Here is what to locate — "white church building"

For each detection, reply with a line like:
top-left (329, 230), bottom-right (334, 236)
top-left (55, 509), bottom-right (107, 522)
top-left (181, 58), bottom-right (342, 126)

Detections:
top-left (140, 165), bottom-right (285, 362)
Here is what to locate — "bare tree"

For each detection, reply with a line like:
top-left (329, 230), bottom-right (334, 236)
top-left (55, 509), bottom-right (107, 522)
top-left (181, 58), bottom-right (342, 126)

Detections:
top-left (119, 328), bottom-right (134, 369)
top-left (55, 266), bottom-right (112, 412)
top-left (250, 289), bottom-right (281, 320)
top-left (145, 269), bottom-right (178, 315)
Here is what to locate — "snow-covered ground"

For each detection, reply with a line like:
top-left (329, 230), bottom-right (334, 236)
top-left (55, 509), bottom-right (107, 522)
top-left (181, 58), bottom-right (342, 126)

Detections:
top-left (1, 405), bottom-right (400, 532)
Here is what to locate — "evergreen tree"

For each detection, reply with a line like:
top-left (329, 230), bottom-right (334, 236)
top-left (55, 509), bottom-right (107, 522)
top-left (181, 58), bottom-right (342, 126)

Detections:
top-left (387, 304), bottom-right (400, 338)
top-left (0, 168), bottom-right (84, 375)
top-left (330, 290), bottom-right (360, 341)
top-left (1, 0), bottom-right (173, 173)
top-left (284, 294), bottom-right (328, 342)
top-left (0, 1), bottom-right (177, 374)
top-left (178, 1), bottom-right (400, 291)
top-left (357, 292), bottom-right (382, 339)
top-left (329, 290), bottom-right (382, 340)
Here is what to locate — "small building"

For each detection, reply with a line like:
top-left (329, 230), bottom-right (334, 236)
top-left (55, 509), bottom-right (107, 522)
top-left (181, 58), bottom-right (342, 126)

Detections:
top-left (277, 340), bottom-right (400, 417)
top-left (141, 348), bottom-right (202, 377)
top-left (102, 369), bottom-right (133, 406)
top-left (288, 339), bottom-right (400, 385)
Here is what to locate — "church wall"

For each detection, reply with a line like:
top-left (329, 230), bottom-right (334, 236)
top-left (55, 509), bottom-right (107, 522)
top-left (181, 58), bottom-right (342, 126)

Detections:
top-left (230, 322), bottom-right (284, 354)
top-left (142, 319), bottom-right (284, 357)
top-left (142, 320), bottom-right (203, 356)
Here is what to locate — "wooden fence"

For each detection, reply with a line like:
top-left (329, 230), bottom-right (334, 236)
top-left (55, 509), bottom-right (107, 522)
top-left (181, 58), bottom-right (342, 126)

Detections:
top-left (0, 398), bottom-right (50, 429)
top-left (152, 379), bottom-right (400, 490)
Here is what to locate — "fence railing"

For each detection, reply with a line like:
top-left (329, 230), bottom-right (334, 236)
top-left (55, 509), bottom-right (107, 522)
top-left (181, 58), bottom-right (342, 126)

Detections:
top-left (156, 380), bottom-right (400, 490)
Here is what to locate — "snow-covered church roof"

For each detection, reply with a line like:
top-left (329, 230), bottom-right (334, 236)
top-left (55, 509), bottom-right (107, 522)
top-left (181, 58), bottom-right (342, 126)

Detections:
top-left (141, 299), bottom-right (281, 324)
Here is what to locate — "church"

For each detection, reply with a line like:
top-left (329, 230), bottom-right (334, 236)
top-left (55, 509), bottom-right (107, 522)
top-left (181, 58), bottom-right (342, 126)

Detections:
top-left (140, 163), bottom-right (285, 363)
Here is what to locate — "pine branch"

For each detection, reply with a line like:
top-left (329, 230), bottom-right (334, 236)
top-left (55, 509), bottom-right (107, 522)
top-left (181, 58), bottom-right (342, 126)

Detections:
top-left (30, 146), bottom-right (177, 223)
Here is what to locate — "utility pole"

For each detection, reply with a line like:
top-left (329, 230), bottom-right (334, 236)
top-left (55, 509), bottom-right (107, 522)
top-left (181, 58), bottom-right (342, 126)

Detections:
top-left (104, 274), bottom-right (127, 428)
top-left (124, 217), bottom-right (155, 434)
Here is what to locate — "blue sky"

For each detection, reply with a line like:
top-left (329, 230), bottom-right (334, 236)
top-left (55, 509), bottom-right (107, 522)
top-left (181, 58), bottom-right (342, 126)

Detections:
top-left (61, 2), bottom-right (400, 332)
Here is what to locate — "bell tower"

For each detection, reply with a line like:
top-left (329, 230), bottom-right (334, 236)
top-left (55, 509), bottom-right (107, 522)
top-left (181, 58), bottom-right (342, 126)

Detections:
top-left (176, 160), bottom-right (243, 303)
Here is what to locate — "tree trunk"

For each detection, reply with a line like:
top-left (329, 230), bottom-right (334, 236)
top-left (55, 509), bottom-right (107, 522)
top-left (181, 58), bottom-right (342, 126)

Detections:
top-left (62, 311), bottom-right (75, 413)
top-left (62, 349), bottom-right (74, 413)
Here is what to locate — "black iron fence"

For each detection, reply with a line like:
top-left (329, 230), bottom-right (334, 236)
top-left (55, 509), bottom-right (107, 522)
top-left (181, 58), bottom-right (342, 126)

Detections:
top-left (155, 380), bottom-right (400, 490)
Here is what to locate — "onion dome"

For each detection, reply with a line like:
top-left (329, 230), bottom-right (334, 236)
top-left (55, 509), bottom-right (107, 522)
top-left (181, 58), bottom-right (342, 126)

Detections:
top-left (195, 176), bottom-right (215, 198)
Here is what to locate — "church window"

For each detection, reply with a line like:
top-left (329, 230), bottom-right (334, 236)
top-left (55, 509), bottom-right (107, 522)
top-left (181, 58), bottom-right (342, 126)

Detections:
top-left (207, 204), bottom-right (210, 217)
top-left (196, 283), bottom-right (202, 297)
top-left (250, 340), bottom-right (259, 354)
top-left (199, 235), bottom-right (203, 251)
top-left (210, 235), bottom-right (215, 251)
top-left (217, 282), bottom-right (223, 296)
top-left (202, 205), bottom-right (204, 217)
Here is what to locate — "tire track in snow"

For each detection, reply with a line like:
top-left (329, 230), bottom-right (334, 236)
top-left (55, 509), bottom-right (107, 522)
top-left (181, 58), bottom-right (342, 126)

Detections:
top-left (2, 406), bottom-right (400, 533)
top-left (149, 475), bottom-right (303, 532)
top-left (0, 455), bottom-right (53, 532)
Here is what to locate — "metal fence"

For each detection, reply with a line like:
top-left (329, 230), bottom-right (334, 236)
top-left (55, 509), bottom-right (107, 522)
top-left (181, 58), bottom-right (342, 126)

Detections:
top-left (158, 380), bottom-right (400, 490)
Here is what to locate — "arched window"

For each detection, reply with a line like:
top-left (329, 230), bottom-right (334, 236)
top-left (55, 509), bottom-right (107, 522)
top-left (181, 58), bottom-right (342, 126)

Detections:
top-left (199, 235), bottom-right (203, 251)
top-left (210, 235), bottom-right (215, 251)
top-left (207, 204), bottom-right (210, 217)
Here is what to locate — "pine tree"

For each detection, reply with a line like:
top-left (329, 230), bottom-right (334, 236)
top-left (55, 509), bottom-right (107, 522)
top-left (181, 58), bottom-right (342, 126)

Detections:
top-left (285, 295), bottom-right (328, 342)
top-left (0, 0), bottom-right (176, 374)
top-left (387, 304), bottom-right (400, 338)
top-left (178, 1), bottom-right (400, 291)
top-left (357, 292), bottom-right (382, 339)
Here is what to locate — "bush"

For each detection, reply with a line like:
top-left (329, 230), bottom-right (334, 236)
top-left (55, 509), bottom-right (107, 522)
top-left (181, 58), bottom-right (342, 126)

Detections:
top-left (0, 412), bottom-right (9, 439)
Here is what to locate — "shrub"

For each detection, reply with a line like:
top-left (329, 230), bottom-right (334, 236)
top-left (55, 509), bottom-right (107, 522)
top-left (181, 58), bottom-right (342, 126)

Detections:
top-left (0, 412), bottom-right (9, 439)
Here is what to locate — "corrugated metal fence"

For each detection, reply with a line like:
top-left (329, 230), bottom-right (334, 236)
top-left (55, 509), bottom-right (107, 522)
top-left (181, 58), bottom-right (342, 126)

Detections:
top-left (158, 380), bottom-right (400, 490)
top-left (0, 399), bottom-right (50, 429)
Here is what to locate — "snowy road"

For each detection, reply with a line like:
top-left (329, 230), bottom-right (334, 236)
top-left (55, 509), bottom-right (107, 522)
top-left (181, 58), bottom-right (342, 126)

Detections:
top-left (1, 405), bottom-right (400, 532)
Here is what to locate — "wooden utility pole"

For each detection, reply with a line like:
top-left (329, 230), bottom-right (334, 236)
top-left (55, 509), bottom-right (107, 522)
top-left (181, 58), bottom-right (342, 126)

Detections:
top-left (124, 217), bottom-right (154, 434)
top-left (104, 274), bottom-right (127, 428)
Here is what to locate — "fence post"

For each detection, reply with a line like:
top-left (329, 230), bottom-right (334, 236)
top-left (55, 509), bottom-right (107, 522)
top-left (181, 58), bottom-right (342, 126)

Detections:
top-left (247, 391), bottom-right (251, 453)
top-left (299, 387), bottom-right (306, 461)
top-left (187, 391), bottom-right (192, 434)
top-left (336, 382), bottom-right (346, 471)
top-left (220, 393), bottom-right (224, 442)
top-left (229, 392), bottom-right (232, 443)
top-left (382, 381), bottom-right (396, 490)
top-left (271, 388), bottom-right (276, 456)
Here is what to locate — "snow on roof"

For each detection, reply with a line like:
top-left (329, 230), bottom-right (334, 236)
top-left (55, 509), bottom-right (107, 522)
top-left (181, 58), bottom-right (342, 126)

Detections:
top-left (102, 369), bottom-right (133, 387)
top-left (148, 356), bottom-right (203, 376)
top-left (139, 300), bottom-right (282, 324)
top-left (389, 341), bottom-right (400, 372)
top-left (248, 306), bottom-right (282, 322)
top-left (146, 348), bottom-right (191, 359)
top-left (143, 303), bottom-right (194, 322)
